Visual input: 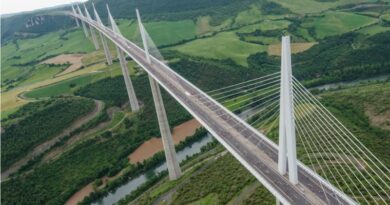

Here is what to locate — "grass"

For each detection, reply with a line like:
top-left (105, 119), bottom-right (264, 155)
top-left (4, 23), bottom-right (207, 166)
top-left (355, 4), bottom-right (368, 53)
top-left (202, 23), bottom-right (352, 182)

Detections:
top-left (302, 11), bottom-right (378, 39)
top-left (196, 16), bottom-right (233, 36)
top-left (358, 24), bottom-right (390, 35)
top-left (268, 42), bottom-right (317, 56)
top-left (237, 20), bottom-right (290, 33)
top-left (1, 29), bottom-right (95, 87)
top-left (17, 64), bottom-right (66, 87)
top-left (24, 62), bottom-right (130, 99)
top-left (172, 32), bottom-right (267, 66)
top-left (24, 73), bottom-right (103, 98)
top-left (117, 19), bottom-right (197, 47)
top-left (190, 194), bottom-right (219, 205)
top-left (234, 5), bottom-right (262, 26)
top-left (381, 13), bottom-right (390, 21)
top-left (1, 62), bottom-right (106, 113)
top-left (270, 0), bottom-right (378, 14)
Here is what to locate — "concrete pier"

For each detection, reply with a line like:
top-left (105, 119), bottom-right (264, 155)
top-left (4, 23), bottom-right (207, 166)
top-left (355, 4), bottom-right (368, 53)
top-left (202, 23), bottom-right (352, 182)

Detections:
top-left (83, 5), bottom-right (99, 50)
top-left (106, 5), bottom-right (139, 111)
top-left (71, 5), bottom-right (80, 27)
top-left (93, 4), bottom-right (112, 65)
top-left (149, 75), bottom-right (182, 180)
top-left (136, 8), bottom-right (182, 180)
top-left (76, 5), bottom-right (89, 37)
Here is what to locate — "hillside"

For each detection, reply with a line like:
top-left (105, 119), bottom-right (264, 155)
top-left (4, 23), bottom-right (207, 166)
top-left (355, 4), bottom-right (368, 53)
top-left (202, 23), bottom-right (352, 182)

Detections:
top-left (1, 0), bottom-right (389, 204)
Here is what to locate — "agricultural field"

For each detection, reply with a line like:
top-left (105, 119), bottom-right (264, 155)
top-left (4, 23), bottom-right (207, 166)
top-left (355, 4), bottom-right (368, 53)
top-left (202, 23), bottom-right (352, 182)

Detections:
top-left (172, 32), bottom-right (267, 66)
top-left (270, 0), bottom-right (379, 14)
top-left (301, 11), bottom-right (378, 39)
top-left (117, 19), bottom-right (197, 47)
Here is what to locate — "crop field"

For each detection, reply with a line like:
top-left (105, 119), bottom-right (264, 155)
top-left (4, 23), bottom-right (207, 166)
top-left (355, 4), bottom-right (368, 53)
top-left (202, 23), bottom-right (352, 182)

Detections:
top-left (173, 31), bottom-right (267, 66)
top-left (237, 19), bottom-right (290, 33)
top-left (302, 11), bottom-right (378, 39)
top-left (1, 62), bottom-right (106, 113)
top-left (234, 5), bottom-right (262, 26)
top-left (358, 24), bottom-right (390, 35)
top-left (267, 42), bottom-right (317, 56)
top-left (1, 29), bottom-right (95, 85)
top-left (195, 16), bottom-right (233, 36)
top-left (117, 19), bottom-right (197, 47)
top-left (17, 64), bottom-right (67, 87)
top-left (270, 0), bottom-right (378, 14)
top-left (24, 62), bottom-right (128, 99)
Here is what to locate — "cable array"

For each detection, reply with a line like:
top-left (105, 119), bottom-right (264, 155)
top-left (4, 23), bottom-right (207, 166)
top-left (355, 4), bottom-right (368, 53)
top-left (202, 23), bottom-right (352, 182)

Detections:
top-left (293, 77), bottom-right (390, 205)
top-left (207, 72), bottom-right (281, 133)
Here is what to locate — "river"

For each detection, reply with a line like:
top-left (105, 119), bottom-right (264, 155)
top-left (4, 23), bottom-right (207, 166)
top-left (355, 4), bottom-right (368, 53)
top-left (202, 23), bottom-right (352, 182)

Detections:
top-left (92, 134), bottom-right (214, 205)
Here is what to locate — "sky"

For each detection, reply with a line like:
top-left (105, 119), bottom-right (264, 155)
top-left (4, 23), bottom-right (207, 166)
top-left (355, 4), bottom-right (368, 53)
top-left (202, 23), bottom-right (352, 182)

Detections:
top-left (1, 0), bottom-right (87, 15)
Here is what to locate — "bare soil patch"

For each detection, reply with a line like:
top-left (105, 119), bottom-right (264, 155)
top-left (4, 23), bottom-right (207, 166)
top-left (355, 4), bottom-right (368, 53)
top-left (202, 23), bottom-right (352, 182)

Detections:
top-left (364, 105), bottom-right (390, 130)
top-left (41, 54), bottom-right (84, 76)
top-left (65, 184), bottom-right (94, 205)
top-left (268, 42), bottom-right (317, 56)
top-left (129, 119), bottom-right (202, 164)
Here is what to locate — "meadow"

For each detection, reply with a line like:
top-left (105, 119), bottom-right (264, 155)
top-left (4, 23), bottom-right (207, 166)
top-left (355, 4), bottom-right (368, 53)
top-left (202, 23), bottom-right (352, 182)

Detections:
top-left (173, 32), bottom-right (267, 66)
top-left (302, 11), bottom-right (378, 39)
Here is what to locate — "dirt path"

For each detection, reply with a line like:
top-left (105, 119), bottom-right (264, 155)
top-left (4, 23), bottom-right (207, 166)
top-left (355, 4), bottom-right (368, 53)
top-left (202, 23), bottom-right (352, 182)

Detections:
top-left (1, 100), bottom-right (104, 180)
top-left (40, 54), bottom-right (84, 76)
top-left (129, 119), bottom-right (202, 163)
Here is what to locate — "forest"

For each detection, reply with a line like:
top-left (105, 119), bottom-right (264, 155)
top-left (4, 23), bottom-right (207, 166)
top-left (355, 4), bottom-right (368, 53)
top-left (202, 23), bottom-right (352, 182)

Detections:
top-left (1, 97), bottom-right (95, 171)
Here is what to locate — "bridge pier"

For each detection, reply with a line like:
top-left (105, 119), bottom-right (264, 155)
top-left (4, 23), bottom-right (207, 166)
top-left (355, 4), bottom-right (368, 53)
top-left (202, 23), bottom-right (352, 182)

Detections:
top-left (92, 4), bottom-right (112, 65)
top-left (149, 76), bottom-right (182, 180)
top-left (106, 5), bottom-right (140, 112)
top-left (76, 5), bottom-right (89, 38)
top-left (71, 5), bottom-right (80, 27)
top-left (136, 8), bottom-right (182, 180)
top-left (278, 36), bottom-right (298, 185)
top-left (83, 5), bottom-right (99, 50)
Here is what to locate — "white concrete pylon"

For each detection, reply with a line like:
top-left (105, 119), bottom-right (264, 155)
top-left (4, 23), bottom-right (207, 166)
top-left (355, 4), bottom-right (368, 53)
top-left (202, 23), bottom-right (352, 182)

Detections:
top-left (76, 5), bottom-right (89, 37)
top-left (83, 4), bottom-right (100, 50)
top-left (135, 9), bottom-right (151, 64)
top-left (278, 36), bottom-right (298, 185)
top-left (106, 4), bottom-right (140, 112)
top-left (92, 3), bottom-right (112, 65)
top-left (136, 8), bottom-right (182, 180)
top-left (71, 5), bottom-right (80, 27)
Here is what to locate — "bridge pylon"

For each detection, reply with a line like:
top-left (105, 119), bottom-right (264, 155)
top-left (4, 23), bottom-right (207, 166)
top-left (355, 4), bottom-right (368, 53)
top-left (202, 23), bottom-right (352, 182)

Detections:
top-left (278, 36), bottom-right (298, 185)
top-left (136, 9), bottom-right (182, 180)
top-left (76, 5), bottom-right (89, 38)
top-left (92, 3), bottom-right (113, 65)
top-left (106, 5), bottom-right (140, 112)
top-left (83, 4), bottom-right (100, 50)
top-left (71, 5), bottom-right (80, 27)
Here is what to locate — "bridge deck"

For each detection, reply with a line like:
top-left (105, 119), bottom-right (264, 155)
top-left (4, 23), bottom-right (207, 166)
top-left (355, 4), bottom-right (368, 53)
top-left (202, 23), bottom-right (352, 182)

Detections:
top-left (69, 12), bottom-right (354, 205)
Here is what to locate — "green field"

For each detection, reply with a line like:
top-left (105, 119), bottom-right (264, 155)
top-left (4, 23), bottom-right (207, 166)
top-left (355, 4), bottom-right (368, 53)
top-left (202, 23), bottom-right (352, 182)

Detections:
top-left (270, 0), bottom-right (378, 14)
top-left (117, 19), bottom-right (197, 47)
top-left (302, 11), bottom-right (378, 39)
top-left (237, 19), bottom-right (290, 33)
top-left (17, 64), bottom-right (66, 87)
top-left (1, 29), bottom-right (94, 86)
top-left (234, 5), bottom-right (262, 26)
top-left (358, 24), bottom-right (390, 35)
top-left (24, 63), bottom-right (125, 99)
top-left (172, 32), bottom-right (267, 66)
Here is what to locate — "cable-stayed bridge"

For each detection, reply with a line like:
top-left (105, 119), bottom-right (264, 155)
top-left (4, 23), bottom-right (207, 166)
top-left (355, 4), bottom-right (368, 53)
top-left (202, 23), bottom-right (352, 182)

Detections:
top-left (61, 4), bottom-right (389, 205)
